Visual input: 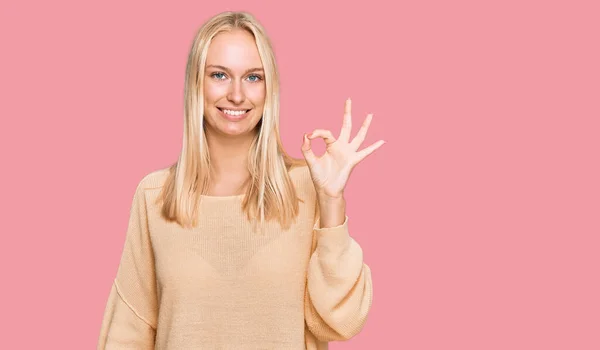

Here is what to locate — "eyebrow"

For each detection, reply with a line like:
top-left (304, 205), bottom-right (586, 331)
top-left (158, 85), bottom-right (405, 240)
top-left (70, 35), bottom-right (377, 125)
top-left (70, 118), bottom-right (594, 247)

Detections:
top-left (206, 65), bottom-right (264, 75)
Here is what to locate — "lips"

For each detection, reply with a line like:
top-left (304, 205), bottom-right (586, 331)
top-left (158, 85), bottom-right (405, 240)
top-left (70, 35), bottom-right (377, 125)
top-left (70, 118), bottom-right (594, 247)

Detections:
top-left (217, 107), bottom-right (251, 121)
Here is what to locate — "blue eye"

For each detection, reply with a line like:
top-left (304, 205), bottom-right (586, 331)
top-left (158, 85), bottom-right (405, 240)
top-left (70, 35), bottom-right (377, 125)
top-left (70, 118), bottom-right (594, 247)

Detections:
top-left (211, 72), bottom-right (226, 80)
top-left (247, 74), bottom-right (262, 82)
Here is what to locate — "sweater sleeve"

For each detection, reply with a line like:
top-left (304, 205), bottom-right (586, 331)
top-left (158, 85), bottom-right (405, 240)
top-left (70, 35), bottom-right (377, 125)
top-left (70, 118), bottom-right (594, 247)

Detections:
top-left (97, 180), bottom-right (158, 349)
top-left (304, 209), bottom-right (374, 342)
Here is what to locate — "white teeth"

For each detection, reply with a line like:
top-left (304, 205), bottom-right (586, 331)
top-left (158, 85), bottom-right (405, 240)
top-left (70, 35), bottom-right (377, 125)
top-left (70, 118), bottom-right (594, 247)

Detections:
top-left (222, 109), bottom-right (248, 116)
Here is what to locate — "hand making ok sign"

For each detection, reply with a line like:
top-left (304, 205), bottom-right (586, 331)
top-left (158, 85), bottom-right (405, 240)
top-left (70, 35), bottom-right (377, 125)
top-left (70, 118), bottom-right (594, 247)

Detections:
top-left (301, 98), bottom-right (385, 199)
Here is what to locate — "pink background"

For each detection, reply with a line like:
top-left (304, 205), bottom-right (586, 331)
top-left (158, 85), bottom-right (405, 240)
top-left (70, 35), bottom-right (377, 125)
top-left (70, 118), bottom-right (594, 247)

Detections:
top-left (1, 0), bottom-right (599, 349)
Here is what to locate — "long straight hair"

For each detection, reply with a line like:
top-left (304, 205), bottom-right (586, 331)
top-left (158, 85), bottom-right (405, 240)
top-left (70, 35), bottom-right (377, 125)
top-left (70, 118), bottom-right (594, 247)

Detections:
top-left (158, 11), bottom-right (306, 231)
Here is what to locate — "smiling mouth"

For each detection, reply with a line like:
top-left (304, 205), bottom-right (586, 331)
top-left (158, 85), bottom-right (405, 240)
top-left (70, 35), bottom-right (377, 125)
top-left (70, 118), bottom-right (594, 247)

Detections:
top-left (217, 107), bottom-right (251, 116)
top-left (216, 107), bottom-right (252, 120)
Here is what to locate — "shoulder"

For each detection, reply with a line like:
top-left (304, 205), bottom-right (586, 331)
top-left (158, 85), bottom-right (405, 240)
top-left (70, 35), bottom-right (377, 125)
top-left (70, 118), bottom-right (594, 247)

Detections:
top-left (288, 162), bottom-right (317, 200)
top-left (136, 165), bottom-right (173, 192)
top-left (288, 162), bottom-right (310, 183)
top-left (125, 166), bottom-right (173, 210)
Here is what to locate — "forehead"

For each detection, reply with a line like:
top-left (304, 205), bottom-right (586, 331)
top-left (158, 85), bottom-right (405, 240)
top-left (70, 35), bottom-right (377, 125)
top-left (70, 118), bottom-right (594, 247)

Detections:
top-left (206, 29), bottom-right (263, 71)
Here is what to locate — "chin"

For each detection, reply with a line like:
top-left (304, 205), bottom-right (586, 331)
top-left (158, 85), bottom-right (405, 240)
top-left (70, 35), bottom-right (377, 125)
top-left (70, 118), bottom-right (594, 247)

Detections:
top-left (221, 127), bottom-right (250, 136)
top-left (214, 121), bottom-right (256, 137)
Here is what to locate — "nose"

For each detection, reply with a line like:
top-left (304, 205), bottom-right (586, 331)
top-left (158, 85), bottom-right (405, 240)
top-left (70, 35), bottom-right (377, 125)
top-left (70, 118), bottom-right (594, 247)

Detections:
top-left (227, 78), bottom-right (245, 105)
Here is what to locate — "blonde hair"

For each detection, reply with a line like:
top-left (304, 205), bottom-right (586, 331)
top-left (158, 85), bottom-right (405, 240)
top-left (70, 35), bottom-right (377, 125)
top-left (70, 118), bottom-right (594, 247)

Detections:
top-left (158, 11), bottom-right (306, 231)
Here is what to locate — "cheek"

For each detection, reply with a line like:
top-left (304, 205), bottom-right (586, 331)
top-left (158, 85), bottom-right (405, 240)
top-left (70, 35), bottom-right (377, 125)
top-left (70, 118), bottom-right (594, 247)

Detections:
top-left (204, 82), bottom-right (226, 103)
top-left (247, 85), bottom-right (266, 106)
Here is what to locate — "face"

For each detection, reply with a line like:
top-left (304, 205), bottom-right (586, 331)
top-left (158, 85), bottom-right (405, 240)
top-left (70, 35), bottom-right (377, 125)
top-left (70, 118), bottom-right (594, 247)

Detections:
top-left (203, 29), bottom-right (266, 138)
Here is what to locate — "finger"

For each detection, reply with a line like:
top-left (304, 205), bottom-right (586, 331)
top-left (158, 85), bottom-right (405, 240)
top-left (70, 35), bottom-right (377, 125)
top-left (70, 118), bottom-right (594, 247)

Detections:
top-left (338, 98), bottom-right (352, 142)
top-left (308, 129), bottom-right (337, 145)
top-left (301, 133), bottom-right (318, 164)
top-left (356, 140), bottom-right (385, 162)
top-left (350, 113), bottom-right (373, 150)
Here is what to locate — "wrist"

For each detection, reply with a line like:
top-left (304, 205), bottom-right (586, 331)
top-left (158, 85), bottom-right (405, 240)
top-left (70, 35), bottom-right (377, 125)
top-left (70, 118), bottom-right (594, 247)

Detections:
top-left (317, 195), bottom-right (346, 228)
top-left (316, 190), bottom-right (344, 202)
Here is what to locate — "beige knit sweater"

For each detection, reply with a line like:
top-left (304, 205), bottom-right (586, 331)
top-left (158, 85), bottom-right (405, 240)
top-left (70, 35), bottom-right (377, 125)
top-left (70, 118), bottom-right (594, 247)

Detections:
top-left (97, 164), bottom-right (373, 349)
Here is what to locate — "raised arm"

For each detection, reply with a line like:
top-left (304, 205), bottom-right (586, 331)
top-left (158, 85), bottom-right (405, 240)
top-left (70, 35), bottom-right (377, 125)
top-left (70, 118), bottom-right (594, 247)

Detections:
top-left (304, 203), bottom-right (373, 342)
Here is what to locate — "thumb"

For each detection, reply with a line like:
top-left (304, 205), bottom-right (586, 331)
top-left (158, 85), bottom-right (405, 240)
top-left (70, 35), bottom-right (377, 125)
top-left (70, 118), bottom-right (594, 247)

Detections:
top-left (301, 133), bottom-right (317, 165)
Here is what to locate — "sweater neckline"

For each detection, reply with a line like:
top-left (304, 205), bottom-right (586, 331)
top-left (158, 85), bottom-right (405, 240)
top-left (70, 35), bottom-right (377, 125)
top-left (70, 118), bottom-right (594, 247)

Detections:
top-left (200, 194), bottom-right (245, 200)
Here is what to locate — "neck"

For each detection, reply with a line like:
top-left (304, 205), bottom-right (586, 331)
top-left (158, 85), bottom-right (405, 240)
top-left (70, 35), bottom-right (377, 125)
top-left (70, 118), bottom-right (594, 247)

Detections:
top-left (204, 128), bottom-right (255, 179)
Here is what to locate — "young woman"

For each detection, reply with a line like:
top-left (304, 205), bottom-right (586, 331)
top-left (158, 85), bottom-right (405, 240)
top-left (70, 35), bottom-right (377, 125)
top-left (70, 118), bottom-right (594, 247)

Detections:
top-left (97, 10), bottom-right (383, 350)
